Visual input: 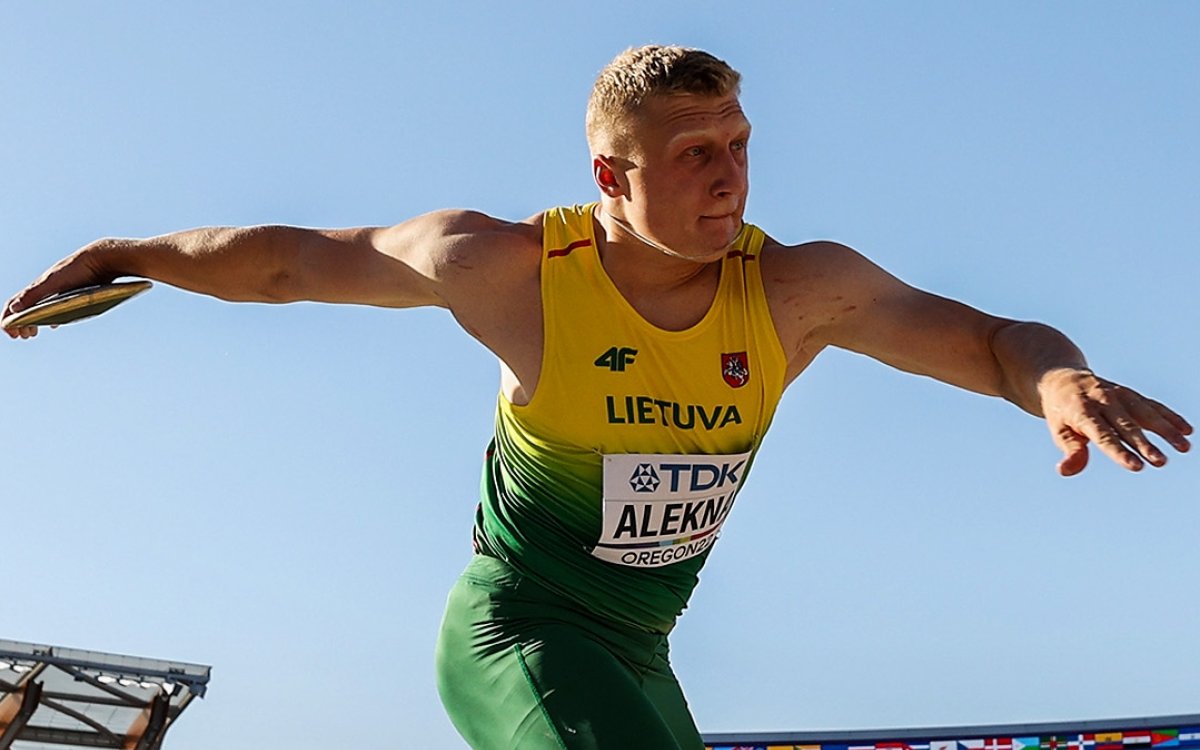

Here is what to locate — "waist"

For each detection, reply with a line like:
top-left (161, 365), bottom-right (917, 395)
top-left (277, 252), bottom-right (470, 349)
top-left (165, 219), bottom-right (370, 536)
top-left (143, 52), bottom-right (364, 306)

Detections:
top-left (459, 552), bottom-right (672, 650)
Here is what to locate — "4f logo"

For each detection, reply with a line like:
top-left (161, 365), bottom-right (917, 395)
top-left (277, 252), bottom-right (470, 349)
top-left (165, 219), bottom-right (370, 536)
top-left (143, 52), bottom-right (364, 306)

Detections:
top-left (595, 346), bottom-right (637, 372)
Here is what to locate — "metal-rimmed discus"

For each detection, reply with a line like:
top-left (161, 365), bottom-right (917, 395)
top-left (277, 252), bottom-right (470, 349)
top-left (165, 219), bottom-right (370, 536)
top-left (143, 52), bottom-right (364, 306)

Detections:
top-left (2, 280), bottom-right (153, 330)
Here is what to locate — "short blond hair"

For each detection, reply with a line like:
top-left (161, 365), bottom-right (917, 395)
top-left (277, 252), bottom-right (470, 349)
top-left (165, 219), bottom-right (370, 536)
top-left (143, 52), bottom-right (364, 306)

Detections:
top-left (586, 45), bottom-right (742, 156)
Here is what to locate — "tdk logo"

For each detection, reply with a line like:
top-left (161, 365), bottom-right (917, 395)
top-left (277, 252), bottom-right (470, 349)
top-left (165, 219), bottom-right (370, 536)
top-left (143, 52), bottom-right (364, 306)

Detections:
top-left (629, 463), bottom-right (660, 492)
top-left (627, 459), bottom-right (746, 494)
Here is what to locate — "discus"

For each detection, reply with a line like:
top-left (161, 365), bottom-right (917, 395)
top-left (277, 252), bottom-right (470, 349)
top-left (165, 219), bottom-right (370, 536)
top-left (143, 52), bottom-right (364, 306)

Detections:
top-left (2, 280), bottom-right (153, 331)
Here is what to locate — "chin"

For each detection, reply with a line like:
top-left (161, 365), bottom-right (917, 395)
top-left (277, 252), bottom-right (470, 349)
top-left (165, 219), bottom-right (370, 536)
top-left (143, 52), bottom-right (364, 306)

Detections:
top-left (699, 214), bottom-right (741, 240)
top-left (701, 227), bottom-right (742, 255)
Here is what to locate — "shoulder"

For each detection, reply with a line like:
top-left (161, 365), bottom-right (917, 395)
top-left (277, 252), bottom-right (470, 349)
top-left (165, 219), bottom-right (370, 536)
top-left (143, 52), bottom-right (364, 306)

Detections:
top-left (401, 208), bottom-right (543, 262)
top-left (756, 236), bottom-right (917, 364)
top-left (758, 237), bottom-right (893, 302)
top-left (760, 236), bottom-right (872, 275)
top-left (380, 208), bottom-right (544, 292)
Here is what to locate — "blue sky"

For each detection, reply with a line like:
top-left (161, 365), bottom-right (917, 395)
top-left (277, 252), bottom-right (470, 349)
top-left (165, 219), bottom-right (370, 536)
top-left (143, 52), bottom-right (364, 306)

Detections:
top-left (2, 2), bottom-right (1197, 748)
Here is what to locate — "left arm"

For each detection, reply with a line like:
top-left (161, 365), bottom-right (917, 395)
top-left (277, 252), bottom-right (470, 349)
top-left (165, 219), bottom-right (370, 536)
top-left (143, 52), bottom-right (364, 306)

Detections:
top-left (766, 241), bottom-right (1192, 475)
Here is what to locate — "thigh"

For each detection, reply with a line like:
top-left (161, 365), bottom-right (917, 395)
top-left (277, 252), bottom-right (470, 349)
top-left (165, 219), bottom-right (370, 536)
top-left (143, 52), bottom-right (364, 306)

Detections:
top-left (437, 574), bottom-right (563, 749)
top-left (639, 640), bottom-right (704, 750)
top-left (435, 565), bottom-right (697, 750)
top-left (515, 626), bottom-right (687, 750)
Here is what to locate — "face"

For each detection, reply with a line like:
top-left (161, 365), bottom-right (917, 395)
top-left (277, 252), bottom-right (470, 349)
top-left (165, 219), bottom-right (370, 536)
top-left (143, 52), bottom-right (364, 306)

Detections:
top-left (598, 92), bottom-right (751, 262)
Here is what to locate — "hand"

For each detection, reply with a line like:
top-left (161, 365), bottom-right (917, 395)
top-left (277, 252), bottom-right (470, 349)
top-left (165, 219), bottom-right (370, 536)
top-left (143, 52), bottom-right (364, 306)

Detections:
top-left (4, 244), bottom-right (117, 340)
top-left (1038, 368), bottom-right (1193, 476)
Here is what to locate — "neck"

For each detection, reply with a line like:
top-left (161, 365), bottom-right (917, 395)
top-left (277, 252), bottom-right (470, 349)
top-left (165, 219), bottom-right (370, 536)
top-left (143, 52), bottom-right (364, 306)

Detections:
top-left (599, 207), bottom-right (743, 261)
top-left (601, 208), bottom-right (684, 258)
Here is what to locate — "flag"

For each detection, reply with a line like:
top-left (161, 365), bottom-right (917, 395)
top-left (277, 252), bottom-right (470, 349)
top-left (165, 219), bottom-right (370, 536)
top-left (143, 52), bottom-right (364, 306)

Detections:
top-left (1070, 734), bottom-right (1095, 750)
top-left (1096, 733), bottom-right (1124, 750)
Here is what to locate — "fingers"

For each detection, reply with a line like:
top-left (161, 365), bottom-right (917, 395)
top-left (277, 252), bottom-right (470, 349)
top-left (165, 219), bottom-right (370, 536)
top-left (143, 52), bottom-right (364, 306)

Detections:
top-left (1127, 396), bottom-right (1193, 454)
top-left (1052, 425), bottom-right (1090, 477)
top-left (5, 277), bottom-right (53, 316)
top-left (1044, 374), bottom-right (1191, 476)
top-left (4, 246), bottom-right (112, 341)
top-left (5, 325), bottom-right (39, 340)
top-left (1080, 402), bottom-right (1175, 473)
top-left (1099, 407), bottom-right (1158, 470)
top-left (3, 315), bottom-right (41, 339)
top-left (3, 289), bottom-right (44, 339)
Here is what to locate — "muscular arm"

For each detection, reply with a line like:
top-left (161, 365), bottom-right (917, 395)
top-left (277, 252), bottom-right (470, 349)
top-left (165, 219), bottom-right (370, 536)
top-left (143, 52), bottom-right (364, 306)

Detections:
top-left (765, 240), bottom-right (1192, 474)
top-left (5, 208), bottom-right (545, 400)
top-left (121, 223), bottom-right (446, 307)
top-left (5, 210), bottom-right (536, 331)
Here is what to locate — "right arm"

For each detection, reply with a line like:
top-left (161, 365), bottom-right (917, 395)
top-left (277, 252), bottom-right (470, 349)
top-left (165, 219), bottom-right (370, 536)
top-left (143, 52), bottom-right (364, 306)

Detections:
top-left (4, 210), bottom-right (535, 338)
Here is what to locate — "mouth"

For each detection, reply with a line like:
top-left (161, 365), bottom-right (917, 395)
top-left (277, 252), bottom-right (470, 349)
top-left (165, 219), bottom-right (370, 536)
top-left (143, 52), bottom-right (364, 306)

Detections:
top-left (701, 202), bottom-right (743, 220)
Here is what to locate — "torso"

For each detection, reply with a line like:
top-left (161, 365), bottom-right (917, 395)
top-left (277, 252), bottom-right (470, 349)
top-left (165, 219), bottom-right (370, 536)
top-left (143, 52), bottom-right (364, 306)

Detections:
top-left (509, 203), bottom-right (786, 451)
top-left (469, 204), bottom-right (788, 631)
top-left (445, 209), bottom-right (843, 404)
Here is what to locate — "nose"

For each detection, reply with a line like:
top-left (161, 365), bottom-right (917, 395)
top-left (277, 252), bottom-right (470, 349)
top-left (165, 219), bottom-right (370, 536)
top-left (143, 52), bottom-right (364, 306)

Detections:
top-left (711, 147), bottom-right (748, 201)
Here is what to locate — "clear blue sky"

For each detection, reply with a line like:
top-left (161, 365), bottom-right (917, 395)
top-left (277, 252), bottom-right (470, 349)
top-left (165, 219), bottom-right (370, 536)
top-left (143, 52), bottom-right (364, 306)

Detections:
top-left (2, 2), bottom-right (1197, 748)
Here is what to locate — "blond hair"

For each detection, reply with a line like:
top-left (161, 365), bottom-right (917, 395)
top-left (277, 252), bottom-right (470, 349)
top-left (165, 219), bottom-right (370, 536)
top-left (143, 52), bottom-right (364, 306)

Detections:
top-left (586, 45), bottom-right (742, 156)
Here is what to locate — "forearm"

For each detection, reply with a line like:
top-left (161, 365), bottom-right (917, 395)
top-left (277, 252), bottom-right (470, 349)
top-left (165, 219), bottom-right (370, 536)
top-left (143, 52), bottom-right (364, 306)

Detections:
top-left (88, 225), bottom-right (309, 303)
top-left (990, 321), bottom-right (1089, 417)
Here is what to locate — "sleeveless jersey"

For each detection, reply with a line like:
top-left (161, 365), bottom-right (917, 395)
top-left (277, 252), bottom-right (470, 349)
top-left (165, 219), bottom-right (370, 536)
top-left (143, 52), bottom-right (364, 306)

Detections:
top-left (472, 203), bottom-right (787, 634)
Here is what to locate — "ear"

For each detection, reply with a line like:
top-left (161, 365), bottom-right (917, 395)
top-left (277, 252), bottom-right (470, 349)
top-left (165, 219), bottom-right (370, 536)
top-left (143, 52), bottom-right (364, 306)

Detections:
top-left (593, 157), bottom-right (625, 197)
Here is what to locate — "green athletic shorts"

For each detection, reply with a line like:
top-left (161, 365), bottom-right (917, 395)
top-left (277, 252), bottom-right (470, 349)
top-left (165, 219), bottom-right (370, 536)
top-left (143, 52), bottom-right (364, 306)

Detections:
top-left (435, 554), bottom-right (704, 750)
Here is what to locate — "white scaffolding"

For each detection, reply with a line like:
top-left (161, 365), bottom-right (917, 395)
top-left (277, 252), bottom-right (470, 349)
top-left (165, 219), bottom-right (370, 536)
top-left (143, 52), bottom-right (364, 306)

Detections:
top-left (0, 639), bottom-right (210, 750)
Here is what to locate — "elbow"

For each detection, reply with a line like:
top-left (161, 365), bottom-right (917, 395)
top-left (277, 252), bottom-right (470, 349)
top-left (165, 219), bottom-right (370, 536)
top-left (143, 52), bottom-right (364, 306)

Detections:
top-left (238, 226), bottom-right (309, 303)
top-left (257, 267), bottom-right (302, 302)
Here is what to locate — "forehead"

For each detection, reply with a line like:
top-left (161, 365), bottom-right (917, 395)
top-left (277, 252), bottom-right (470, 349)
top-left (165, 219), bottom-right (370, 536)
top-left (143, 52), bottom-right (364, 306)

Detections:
top-left (634, 93), bottom-right (750, 143)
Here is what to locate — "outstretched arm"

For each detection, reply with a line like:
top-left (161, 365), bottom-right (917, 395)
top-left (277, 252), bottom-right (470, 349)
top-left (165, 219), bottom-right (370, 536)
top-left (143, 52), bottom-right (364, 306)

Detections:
top-left (3, 210), bottom-right (526, 339)
top-left (769, 241), bottom-right (1192, 475)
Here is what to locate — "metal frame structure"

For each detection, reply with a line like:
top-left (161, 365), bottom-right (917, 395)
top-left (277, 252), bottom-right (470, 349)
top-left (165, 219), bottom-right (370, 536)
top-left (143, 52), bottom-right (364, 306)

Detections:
top-left (704, 713), bottom-right (1200, 750)
top-left (0, 639), bottom-right (210, 750)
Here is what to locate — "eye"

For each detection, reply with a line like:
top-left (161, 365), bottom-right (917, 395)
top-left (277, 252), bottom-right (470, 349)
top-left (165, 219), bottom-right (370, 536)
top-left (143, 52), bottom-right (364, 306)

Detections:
top-left (731, 139), bottom-right (748, 152)
top-left (685, 146), bottom-right (706, 158)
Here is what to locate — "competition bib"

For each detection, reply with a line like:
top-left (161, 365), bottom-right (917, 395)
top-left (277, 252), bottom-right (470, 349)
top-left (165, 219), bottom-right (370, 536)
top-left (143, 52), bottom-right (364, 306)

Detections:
top-left (592, 451), bottom-right (752, 568)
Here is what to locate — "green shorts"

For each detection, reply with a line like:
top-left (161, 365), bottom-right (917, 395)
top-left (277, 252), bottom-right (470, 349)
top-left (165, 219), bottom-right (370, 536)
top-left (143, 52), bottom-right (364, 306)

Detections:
top-left (435, 555), bottom-right (704, 750)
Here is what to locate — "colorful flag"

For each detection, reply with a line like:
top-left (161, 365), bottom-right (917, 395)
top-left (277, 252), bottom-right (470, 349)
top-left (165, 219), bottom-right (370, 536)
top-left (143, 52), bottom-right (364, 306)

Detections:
top-left (1069, 734), bottom-right (1094, 750)
top-left (1096, 733), bottom-right (1124, 750)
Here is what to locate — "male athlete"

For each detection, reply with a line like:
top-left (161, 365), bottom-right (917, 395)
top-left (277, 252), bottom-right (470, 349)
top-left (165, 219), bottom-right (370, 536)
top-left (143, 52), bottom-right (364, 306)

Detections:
top-left (5, 46), bottom-right (1192, 749)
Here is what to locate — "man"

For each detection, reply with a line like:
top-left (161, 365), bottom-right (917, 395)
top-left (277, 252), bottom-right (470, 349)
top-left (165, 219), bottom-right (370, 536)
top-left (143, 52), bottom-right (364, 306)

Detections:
top-left (4, 46), bottom-right (1191, 749)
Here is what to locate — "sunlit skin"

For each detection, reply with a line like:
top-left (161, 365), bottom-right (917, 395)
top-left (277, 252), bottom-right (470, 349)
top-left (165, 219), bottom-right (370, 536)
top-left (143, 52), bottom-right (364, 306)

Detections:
top-left (3, 51), bottom-right (1193, 750)
top-left (594, 92), bottom-right (751, 266)
top-left (3, 94), bottom-right (1192, 476)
